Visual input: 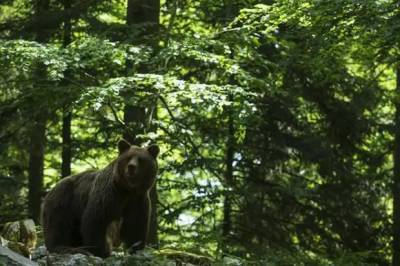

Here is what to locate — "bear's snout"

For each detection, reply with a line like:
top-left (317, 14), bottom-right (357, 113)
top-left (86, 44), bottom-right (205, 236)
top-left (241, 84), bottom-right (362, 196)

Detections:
top-left (127, 164), bottom-right (136, 175)
top-left (126, 156), bottom-right (139, 178)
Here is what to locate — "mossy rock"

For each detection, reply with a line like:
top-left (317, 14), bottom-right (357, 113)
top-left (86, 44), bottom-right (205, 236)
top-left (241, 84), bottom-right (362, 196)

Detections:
top-left (2, 219), bottom-right (37, 251)
top-left (156, 248), bottom-right (214, 266)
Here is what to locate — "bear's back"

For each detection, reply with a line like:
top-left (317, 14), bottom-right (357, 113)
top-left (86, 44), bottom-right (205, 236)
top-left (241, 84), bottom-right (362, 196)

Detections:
top-left (43, 170), bottom-right (99, 219)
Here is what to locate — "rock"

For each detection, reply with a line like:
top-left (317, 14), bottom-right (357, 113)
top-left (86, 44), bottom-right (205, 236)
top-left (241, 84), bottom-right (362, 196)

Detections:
top-left (156, 249), bottom-right (213, 265)
top-left (29, 246), bottom-right (210, 266)
top-left (110, 249), bottom-right (175, 266)
top-left (19, 220), bottom-right (37, 250)
top-left (0, 236), bottom-right (30, 258)
top-left (222, 256), bottom-right (242, 265)
top-left (30, 246), bottom-right (47, 261)
top-left (2, 219), bottom-right (37, 251)
top-left (1, 219), bottom-right (37, 257)
top-left (0, 245), bottom-right (38, 266)
top-left (36, 253), bottom-right (104, 266)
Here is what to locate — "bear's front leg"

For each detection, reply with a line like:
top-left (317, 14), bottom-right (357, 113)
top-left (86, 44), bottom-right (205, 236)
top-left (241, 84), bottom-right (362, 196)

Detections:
top-left (81, 206), bottom-right (111, 257)
top-left (120, 193), bottom-right (151, 252)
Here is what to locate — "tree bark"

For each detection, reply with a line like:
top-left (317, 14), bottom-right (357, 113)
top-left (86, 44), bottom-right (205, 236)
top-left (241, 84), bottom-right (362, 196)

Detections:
top-left (222, 95), bottom-right (234, 239)
top-left (123, 105), bottom-right (146, 145)
top-left (62, 0), bottom-right (72, 47)
top-left (34, 0), bottom-right (51, 42)
top-left (221, 2), bottom-right (235, 242)
top-left (61, 0), bottom-right (73, 178)
top-left (148, 184), bottom-right (158, 245)
top-left (28, 120), bottom-right (46, 223)
top-left (126, 0), bottom-right (160, 27)
top-left (393, 66), bottom-right (400, 266)
top-left (27, 0), bottom-right (50, 223)
top-left (125, 0), bottom-right (160, 247)
top-left (61, 111), bottom-right (72, 177)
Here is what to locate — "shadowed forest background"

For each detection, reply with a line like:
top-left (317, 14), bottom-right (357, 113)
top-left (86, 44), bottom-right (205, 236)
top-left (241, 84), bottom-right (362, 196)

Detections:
top-left (1, 0), bottom-right (400, 265)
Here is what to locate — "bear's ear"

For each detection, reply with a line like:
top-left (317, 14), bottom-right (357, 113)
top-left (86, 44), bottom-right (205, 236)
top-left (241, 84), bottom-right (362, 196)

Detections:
top-left (147, 144), bottom-right (160, 159)
top-left (118, 139), bottom-right (131, 154)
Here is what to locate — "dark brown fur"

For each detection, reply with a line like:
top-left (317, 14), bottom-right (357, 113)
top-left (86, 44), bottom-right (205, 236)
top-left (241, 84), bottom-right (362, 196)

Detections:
top-left (41, 140), bottom-right (159, 258)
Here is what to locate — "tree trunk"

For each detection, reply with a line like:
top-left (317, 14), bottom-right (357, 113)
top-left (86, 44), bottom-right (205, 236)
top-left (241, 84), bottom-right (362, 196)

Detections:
top-left (35, 0), bottom-right (51, 42)
top-left (61, 111), bottom-right (72, 177)
top-left (28, 120), bottom-right (46, 223)
top-left (27, 0), bottom-right (50, 223)
top-left (221, 2), bottom-right (235, 242)
top-left (222, 97), bottom-right (234, 239)
top-left (126, 0), bottom-right (160, 27)
top-left (125, 0), bottom-right (160, 247)
top-left (148, 185), bottom-right (158, 245)
top-left (61, 0), bottom-right (73, 178)
top-left (393, 66), bottom-right (400, 266)
top-left (123, 105), bottom-right (146, 145)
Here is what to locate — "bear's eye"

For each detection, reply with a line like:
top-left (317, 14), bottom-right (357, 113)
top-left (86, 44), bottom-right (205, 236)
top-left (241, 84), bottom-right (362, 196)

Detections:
top-left (138, 156), bottom-right (151, 167)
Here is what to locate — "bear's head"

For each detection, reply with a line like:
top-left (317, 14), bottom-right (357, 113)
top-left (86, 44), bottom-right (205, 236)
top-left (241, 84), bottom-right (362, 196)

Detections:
top-left (114, 139), bottom-right (159, 194)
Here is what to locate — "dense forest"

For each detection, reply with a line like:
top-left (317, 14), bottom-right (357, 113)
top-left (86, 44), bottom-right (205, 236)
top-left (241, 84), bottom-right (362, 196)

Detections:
top-left (0, 0), bottom-right (400, 265)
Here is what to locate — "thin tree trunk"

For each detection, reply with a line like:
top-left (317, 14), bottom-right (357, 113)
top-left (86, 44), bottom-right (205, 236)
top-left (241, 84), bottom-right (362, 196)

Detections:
top-left (61, 0), bottom-right (73, 178)
top-left (28, 0), bottom-right (50, 223)
top-left (221, 2), bottom-right (235, 242)
top-left (222, 96), bottom-right (234, 238)
top-left (222, 194), bottom-right (232, 237)
top-left (62, 0), bottom-right (72, 47)
top-left (125, 0), bottom-right (160, 247)
top-left (126, 0), bottom-right (160, 27)
top-left (123, 106), bottom-right (146, 145)
top-left (148, 185), bottom-right (158, 245)
top-left (61, 111), bottom-right (72, 177)
top-left (393, 66), bottom-right (400, 266)
top-left (28, 120), bottom-right (46, 223)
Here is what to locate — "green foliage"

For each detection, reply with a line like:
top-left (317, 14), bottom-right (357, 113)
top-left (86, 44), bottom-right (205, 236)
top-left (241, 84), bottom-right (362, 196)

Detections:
top-left (1, 0), bottom-right (399, 264)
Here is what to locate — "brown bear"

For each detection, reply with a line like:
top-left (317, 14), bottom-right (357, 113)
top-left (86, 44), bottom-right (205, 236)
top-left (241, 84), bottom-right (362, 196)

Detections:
top-left (41, 139), bottom-right (159, 258)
